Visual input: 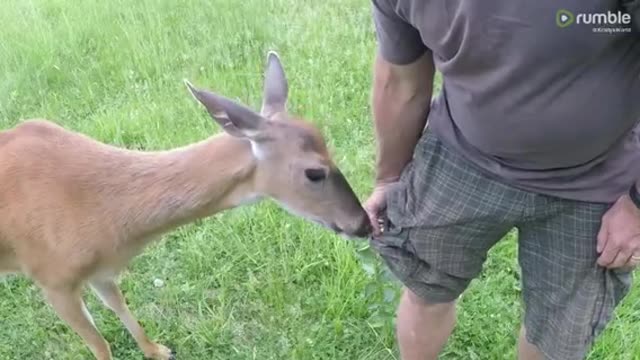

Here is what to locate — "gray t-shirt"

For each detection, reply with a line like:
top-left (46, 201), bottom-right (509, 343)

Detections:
top-left (372, 0), bottom-right (640, 203)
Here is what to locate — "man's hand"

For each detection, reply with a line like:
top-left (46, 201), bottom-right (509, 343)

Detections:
top-left (363, 180), bottom-right (398, 237)
top-left (596, 192), bottom-right (640, 270)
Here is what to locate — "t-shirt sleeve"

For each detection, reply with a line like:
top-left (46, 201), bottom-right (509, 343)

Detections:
top-left (621, 0), bottom-right (640, 31)
top-left (371, 0), bottom-right (429, 65)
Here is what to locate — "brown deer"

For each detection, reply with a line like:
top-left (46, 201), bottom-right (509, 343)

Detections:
top-left (0, 51), bottom-right (372, 360)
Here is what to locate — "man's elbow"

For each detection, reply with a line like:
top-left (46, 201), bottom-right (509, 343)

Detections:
top-left (373, 52), bottom-right (435, 102)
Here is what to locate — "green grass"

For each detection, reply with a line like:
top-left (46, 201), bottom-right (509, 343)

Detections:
top-left (0, 0), bottom-right (638, 359)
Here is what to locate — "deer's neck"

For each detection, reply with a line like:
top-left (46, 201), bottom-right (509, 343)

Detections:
top-left (117, 135), bottom-right (260, 238)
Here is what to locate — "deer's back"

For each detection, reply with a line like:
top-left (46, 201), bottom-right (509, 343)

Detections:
top-left (0, 119), bottom-right (121, 205)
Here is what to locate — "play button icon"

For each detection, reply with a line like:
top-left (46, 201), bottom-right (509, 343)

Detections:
top-left (556, 9), bottom-right (575, 28)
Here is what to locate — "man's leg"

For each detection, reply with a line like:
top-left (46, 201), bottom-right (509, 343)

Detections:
top-left (518, 326), bottom-right (544, 360)
top-left (396, 288), bottom-right (456, 360)
top-left (516, 195), bottom-right (632, 360)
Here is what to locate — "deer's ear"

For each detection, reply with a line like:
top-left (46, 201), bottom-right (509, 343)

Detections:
top-left (260, 51), bottom-right (289, 119)
top-left (185, 80), bottom-right (267, 139)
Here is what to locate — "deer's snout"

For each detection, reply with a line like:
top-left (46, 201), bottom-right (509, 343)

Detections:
top-left (352, 215), bottom-right (373, 238)
top-left (337, 212), bottom-right (372, 239)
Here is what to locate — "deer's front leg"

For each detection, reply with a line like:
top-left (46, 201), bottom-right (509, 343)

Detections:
top-left (90, 279), bottom-right (175, 360)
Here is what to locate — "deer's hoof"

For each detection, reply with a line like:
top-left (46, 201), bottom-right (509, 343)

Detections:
top-left (145, 343), bottom-right (175, 360)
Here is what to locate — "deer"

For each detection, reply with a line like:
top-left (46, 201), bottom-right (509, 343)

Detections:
top-left (0, 51), bottom-right (373, 360)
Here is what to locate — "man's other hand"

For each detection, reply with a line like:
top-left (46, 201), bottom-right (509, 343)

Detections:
top-left (597, 192), bottom-right (640, 270)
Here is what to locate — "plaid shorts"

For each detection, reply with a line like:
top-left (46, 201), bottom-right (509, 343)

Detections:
top-left (370, 129), bottom-right (633, 360)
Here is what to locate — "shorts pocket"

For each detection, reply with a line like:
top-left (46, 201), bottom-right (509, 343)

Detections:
top-left (369, 220), bottom-right (420, 281)
top-left (588, 268), bottom-right (633, 342)
top-left (385, 130), bottom-right (441, 229)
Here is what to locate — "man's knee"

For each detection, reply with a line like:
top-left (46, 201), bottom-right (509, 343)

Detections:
top-left (396, 287), bottom-right (457, 359)
top-left (400, 287), bottom-right (456, 314)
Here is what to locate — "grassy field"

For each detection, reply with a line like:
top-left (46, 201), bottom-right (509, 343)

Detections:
top-left (0, 0), bottom-right (638, 359)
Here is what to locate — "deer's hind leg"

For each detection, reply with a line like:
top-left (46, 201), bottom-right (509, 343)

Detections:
top-left (90, 278), bottom-right (175, 360)
top-left (42, 285), bottom-right (113, 360)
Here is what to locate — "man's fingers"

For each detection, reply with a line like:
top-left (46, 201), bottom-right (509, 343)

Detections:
top-left (367, 212), bottom-right (382, 237)
top-left (624, 255), bottom-right (640, 271)
top-left (364, 205), bottom-right (382, 236)
top-left (597, 241), bottom-right (620, 267)
top-left (363, 193), bottom-right (388, 238)
top-left (609, 250), bottom-right (632, 269)
top-left (596, 220), bottom-right (608, 253)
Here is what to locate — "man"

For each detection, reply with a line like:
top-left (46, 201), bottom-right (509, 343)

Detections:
top-left (364, 1), bottom-right (640, 359)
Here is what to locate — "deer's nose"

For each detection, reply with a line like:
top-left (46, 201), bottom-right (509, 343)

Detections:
top-left (352, 216), bottom-right (373, 238)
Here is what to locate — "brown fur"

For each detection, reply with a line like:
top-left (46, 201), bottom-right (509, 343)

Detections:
top-left (0, 52), bottom-right (371, 359)
top-left (0, 120), bottom-right (254, 284)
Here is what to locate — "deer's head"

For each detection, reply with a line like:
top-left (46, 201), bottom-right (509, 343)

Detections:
top-left (185, 52), bottom-right (372, 239)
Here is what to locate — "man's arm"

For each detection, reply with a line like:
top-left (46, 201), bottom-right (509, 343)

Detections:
top-left (369, 0), bottom-right (435, 184)
top-left (372, 52), bottom-right (435, 184)
top-left (364, 0), bottom-right (435, 231)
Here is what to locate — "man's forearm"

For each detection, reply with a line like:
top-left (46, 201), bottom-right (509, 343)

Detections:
top-left (372, 53), bottom-right (435, 183)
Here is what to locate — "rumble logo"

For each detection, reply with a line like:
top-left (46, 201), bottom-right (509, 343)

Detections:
top-left (556, 9), bottom-right (575, 28)
top-left (556, 9), bottom-right (632, 33)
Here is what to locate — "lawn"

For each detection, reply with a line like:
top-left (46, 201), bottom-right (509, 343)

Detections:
top-left (0, 0), bottom-right (638, 359)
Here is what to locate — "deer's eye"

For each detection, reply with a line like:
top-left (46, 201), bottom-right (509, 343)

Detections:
top-left (305, 168), bottom-right (327, 182)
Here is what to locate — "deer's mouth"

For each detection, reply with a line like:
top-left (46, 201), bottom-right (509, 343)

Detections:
top-left (328, 223), bottom-right (342, 234)
top-left (308, 218), bottom-right (343, 236)
top-left (312, 219), bottom-right (342, 235)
